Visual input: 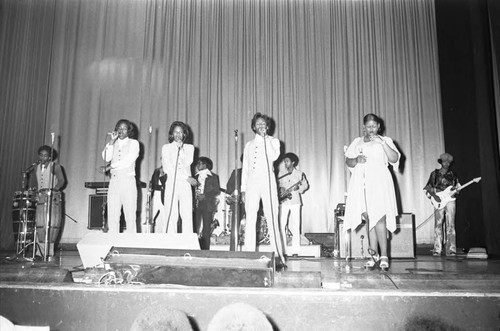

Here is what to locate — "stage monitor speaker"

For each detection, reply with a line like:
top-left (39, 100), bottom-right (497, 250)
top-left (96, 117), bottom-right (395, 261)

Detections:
top-left (88, 194), bottom-right (106, 229)
top-left (0, 267), bottom-right (73, 283)
top-left (104, 247), bottom-right (275, 287)
top-left (77, 233), bottom-right (200, 268)
top-left (339, 213), bottom-right (415, 259)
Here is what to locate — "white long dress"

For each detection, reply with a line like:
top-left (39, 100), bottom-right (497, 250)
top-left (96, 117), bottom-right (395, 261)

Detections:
top-left (344, 136), bottom-right (400, 233)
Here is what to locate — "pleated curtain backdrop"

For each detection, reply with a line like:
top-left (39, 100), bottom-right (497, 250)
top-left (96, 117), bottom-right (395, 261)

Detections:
top-left (0, 0), bottom-right (443, 248)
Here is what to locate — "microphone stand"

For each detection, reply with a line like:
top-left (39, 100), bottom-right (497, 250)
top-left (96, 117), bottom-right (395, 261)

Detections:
top-left (144, 125), bottom-right (153, 233)
top-left (43, 133), bottom-right (55, 261)
top-left (165, 145), bottom-right (181, 233)
top-left (230, 130), bottom-right (239, 251)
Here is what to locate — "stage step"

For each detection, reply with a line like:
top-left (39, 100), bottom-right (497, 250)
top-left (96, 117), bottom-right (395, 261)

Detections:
top-left (210, 244), bottom-right (321, 257)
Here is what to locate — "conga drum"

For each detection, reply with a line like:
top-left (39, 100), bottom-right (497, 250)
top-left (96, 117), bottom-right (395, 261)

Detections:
top-left (12, 191), bottom-right (37, 249)
top-left (36, 189), bottom-right (62, 244)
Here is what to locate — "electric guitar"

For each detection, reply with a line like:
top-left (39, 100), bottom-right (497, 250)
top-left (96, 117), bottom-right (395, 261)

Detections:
top-left (429, 177), bottom-right (481, 210)
top-left (279, 174), bottom-right (305, 203)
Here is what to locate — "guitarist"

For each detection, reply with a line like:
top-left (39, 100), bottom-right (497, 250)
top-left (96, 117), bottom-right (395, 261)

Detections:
top-left (278, 153), bottom-right (309, 256)
top-left (424, 152), bottom-right (461, 256)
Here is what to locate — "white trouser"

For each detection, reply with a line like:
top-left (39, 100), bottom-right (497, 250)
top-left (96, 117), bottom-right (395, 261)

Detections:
top-left (107, 176), bottom-right (137, 233)
top-left (243, 175), bottom-right (283, 257)
top-left (280, 204), bottom-right (302, 255)
top-left (163, 179), bottom-right (193, 233)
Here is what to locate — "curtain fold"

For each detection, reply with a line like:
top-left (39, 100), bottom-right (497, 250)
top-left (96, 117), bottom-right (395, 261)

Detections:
top-left (0, 0), bottom-right (443, 248)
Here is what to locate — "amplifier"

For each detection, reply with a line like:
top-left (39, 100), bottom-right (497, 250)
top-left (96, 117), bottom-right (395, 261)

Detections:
top-left (88, 194), bottom-right (106, 229)
top-left (339, 213), bottom-right (415, 259)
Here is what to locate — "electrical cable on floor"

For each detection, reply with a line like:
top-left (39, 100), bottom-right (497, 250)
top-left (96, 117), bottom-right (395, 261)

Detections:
top-left (367, 248), bottom-right (399, 289)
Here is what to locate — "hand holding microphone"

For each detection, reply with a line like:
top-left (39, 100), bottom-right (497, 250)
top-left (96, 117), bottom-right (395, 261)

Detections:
top-left (370, 134), bottom-right (385, 145)
top-left (108, 131), bottom-right (118, 141)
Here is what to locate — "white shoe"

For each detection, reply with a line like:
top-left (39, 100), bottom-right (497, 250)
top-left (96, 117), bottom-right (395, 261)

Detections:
top-left (379, 256), bottom-right (389, 270)
top-left (364, 255), bottom-right (379, 269)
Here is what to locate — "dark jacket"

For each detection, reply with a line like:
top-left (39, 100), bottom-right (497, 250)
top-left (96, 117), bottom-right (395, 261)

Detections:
top-left (195, 172), bottom-right (220, 213)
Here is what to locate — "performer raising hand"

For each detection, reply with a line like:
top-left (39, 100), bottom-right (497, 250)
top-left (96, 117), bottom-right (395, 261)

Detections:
top-left (101, 119), bottom-right (139, 234)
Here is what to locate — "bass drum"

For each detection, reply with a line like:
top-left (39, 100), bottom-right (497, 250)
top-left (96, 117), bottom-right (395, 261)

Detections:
top-left (238, 211), bottom-right (269, 246)
top-left (12, 190), bottom-right (37, 244)
top-left (36, 189), bottom-right (62, 243)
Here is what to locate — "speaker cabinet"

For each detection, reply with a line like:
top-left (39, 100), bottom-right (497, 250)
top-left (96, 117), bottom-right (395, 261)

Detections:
top-left (339, 213), bottom-right (415, 259)
top-left (88, 194), bottom-right (106, 229)
top-left (77, 233), bottom-right (201, 268)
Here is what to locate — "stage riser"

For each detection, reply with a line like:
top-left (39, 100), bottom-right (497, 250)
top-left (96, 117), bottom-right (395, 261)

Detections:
top-left (210, 244), bottom-right (321, 257)
top-left (1, 286), bottom-right (499, 330)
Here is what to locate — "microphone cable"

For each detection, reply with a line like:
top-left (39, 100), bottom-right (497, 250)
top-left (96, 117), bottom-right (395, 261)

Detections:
top-left (101, 133), bottom-right (111, 233)
top-left (263, 135), bottom-right (286, 267)
top-left (361, 146), bottom-right (371, 258)
top-left (367, 247), bottom-right (399, 289)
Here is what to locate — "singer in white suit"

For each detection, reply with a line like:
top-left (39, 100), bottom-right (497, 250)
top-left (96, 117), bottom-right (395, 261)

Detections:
top-left (241, 113), bottom-right (284, 262)
top-left (161, 121), bottom-right (196, 233)
top-left (102, 119), bottom-right (139, 233)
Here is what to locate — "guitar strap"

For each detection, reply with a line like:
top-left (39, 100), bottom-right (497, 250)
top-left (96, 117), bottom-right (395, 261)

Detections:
top-left (433, 169), bottom-right (440, 189)
top-left (278, 172), bottom-right (292, 180)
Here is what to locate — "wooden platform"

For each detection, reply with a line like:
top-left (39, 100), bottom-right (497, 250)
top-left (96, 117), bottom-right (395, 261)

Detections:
top-left (1, 248), bottom-right (499, 330)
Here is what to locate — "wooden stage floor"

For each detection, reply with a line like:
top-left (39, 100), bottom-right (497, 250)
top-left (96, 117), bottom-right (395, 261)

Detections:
top-left (1, 247), bottom-right (500, 330)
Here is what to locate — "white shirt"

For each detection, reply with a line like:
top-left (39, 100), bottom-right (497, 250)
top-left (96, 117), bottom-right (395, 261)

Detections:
top-left (241, 134), bottom-right (280, 192)
top-left (102, 137), bottom-right (139, 177)
top-left (196, 169), bottom-right (212, 194)
top-left (161, 142), bottom-right (194, 181)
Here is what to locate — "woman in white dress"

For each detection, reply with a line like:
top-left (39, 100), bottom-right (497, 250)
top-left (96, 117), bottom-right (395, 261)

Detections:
top-left (344, 114), bottom-right (400, 270)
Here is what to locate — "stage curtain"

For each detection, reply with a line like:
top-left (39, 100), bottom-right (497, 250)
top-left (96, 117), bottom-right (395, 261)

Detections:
top-left (0, 0), bottom-right (443, 249)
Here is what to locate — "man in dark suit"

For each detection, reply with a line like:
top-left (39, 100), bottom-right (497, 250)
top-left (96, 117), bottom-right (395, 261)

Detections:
top-left (194, 157), bottom-right (220, 250)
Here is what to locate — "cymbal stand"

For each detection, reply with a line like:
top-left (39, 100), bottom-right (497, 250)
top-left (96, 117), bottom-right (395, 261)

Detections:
top-left (230, 130), bottom-right (240, 251)
top-left (16, 169), bottom-right (42, 260)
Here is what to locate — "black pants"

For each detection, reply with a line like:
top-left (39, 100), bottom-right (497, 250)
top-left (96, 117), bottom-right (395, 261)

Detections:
top-left (195, 207), bottom-right (213, 250)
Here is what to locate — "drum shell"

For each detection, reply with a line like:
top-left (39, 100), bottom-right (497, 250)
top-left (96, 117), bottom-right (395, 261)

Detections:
top-left (12, 191), bottom-right (37, 243)
top-left (36, 190), bottom-right (62, 243)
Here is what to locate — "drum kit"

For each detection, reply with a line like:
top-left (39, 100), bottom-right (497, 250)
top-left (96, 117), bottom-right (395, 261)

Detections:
top-left (12, 185), bottom-right (61, 261)
top-left (216, 191), bottom-right (269, 246)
